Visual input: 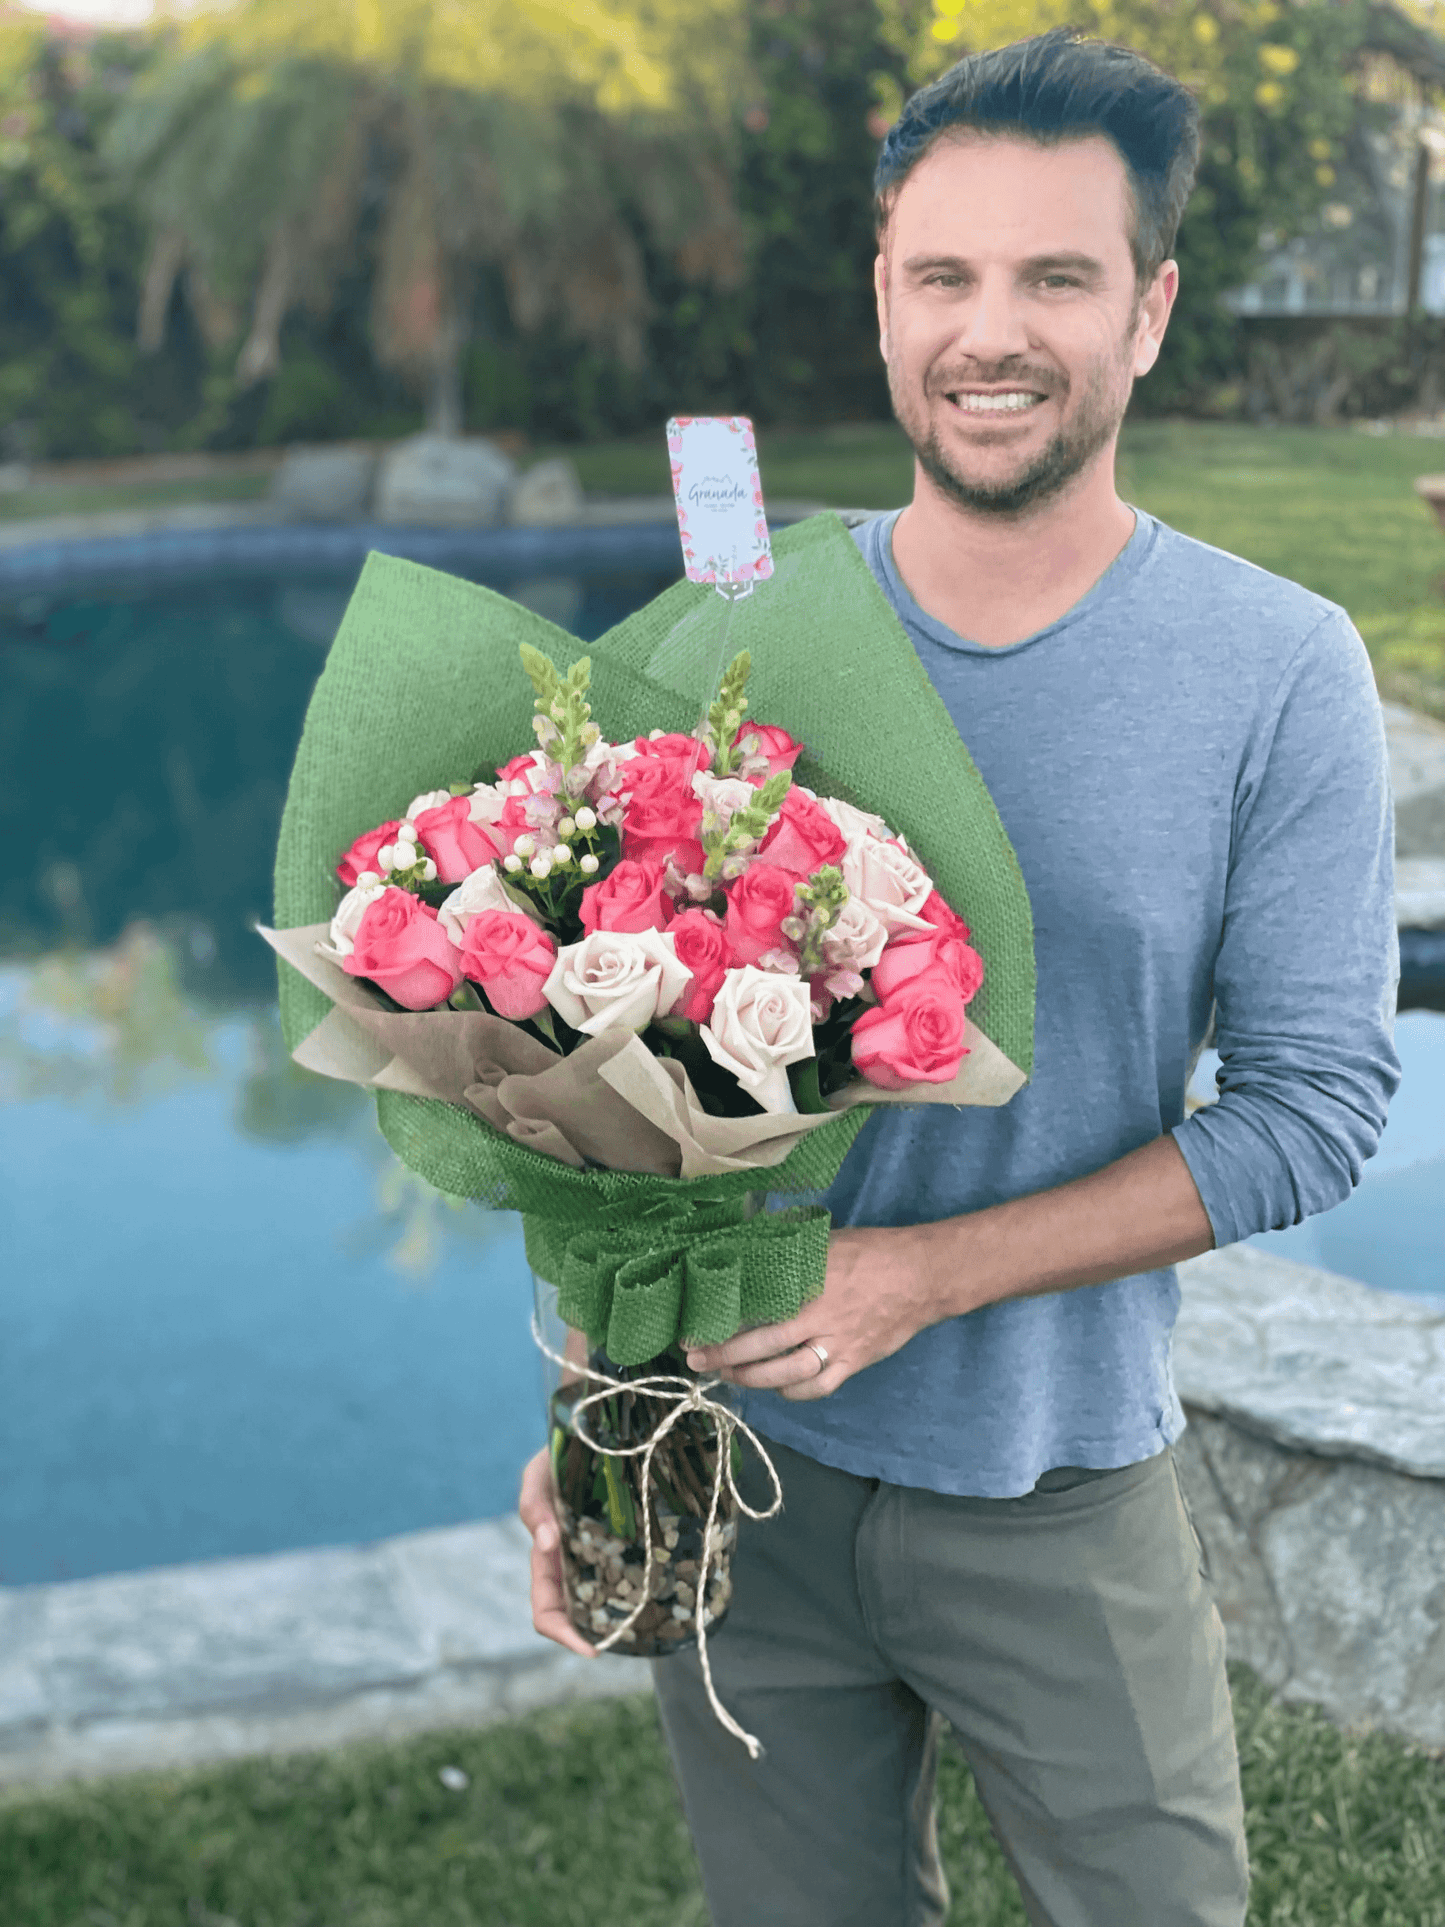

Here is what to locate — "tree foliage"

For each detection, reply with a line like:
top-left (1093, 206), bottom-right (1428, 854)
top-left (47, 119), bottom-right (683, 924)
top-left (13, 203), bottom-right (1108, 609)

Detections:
top-left (0, 20), bottom-right (174, 459)
top-left (101, 0), bottom-right (752, 431)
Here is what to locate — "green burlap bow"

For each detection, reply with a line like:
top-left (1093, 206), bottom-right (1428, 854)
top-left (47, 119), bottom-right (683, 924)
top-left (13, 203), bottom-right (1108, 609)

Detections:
top-left (523, 1196), bottom-right (832, 1368)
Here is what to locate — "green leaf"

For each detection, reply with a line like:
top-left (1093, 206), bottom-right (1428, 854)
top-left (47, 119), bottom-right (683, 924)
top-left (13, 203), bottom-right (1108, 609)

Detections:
top-left (788, 1057), bottom-right (830, 1115)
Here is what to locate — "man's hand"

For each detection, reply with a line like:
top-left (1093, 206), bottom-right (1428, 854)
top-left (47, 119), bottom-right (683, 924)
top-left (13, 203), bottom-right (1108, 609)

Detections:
top-left (684, 1134), bottom-right (1214, 1402)
top-left (685, 1223), bottom-right (940, 1401)
top-left (517, 1445), bottom-right (597, 1657)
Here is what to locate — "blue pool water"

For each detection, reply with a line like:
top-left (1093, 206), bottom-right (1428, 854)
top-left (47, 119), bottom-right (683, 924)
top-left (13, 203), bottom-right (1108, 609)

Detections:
top-left (2, 545), bottom-right (1441, 1587)
top-left (0, 556), bottom-right (672, 1586)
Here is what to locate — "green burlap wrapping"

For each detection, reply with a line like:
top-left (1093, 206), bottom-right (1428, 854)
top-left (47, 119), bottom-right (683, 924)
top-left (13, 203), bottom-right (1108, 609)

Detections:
top-left (273, 512), bottom-right (1034, 1364)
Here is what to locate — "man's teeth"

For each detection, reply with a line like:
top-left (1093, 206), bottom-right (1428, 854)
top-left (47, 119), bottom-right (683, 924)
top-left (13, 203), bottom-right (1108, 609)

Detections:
top-left (950, 391), bottom-right (1043, 412)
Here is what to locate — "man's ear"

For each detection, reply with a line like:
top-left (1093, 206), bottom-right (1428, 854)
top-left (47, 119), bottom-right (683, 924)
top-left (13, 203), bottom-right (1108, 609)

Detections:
top-left (874, 252), bottom-right (889, 362)
top-left (1133, 260), bottom-right (1179, 378)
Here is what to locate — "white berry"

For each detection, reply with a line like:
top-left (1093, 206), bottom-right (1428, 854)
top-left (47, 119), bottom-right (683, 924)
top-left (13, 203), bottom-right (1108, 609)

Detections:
top-left (503, 853), bottom-right (523, 873)
top-left (575, 806), bottom-right (597, 831)
top-left (579, 853), bottom-right (600, 875)
top-left (513, 833), bottom-right (536, 858)
top-left (552, 844), bottom-right (572, 866)
top-left (530, 856), bottom-right (552, 880)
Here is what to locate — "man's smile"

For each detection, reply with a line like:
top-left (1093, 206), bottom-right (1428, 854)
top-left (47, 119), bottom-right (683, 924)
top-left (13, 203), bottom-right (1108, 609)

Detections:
top-left (943, 387), bottom-right (1049, 416)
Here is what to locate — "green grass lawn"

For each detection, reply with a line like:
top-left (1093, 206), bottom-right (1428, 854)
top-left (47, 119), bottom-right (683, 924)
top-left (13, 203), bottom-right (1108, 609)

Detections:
top-left (0, 474), bottom-right (273, 521)
top-left (2, 1669), bottom-right (1441, 1927)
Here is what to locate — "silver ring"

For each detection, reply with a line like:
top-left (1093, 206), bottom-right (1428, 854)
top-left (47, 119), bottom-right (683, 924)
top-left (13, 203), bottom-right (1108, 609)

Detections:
top-left (806, 1341), bottom-right (829, 1368)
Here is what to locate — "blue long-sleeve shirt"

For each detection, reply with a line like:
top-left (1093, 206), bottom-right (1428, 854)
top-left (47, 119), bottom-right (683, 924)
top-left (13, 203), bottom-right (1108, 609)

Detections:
top-left (737, 507), bottom-right (1400, 1496)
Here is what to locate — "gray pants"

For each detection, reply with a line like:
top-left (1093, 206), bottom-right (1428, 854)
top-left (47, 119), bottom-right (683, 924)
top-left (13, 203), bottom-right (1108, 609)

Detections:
top-left (652, 1438), bottom-right (1247, 1927)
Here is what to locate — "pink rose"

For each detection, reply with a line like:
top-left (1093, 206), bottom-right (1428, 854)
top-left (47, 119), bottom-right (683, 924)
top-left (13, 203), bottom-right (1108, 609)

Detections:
top-left (918, 890), bottom-right (971, 942)
top-left (733, 721), bottom-right (802, 780)
top-left (459, 910), bottom-right (556, 1020)
top-left (871, 929), bottom-right (983, 1006)
top-left (412, 794), bottom-right (503, 883)
top-left (621, 737), bottom-right (711, 875)
top-left (668, 908), bottom-right (730, 1022)
top-left (343, 888), bottom-right (464, 1011)
top-left (724, 863), bottom-right (798, 967)
top-left (486, 789), bottom-right (542, 858)
top-left (337, 820), bottom-right (400, 887)
top-left (757, 788), bottom-right (848, 882)
top-left (580, 859), bottom-right (675, 935)
top-left (850, 975), bottom-right (970, 1090)
top-left (495, 750), bottom-right (544, 787)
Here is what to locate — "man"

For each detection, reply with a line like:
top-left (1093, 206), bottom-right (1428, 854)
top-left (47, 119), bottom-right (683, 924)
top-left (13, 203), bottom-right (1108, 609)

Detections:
top-left (519, 29), bottom-right (1399, 1926)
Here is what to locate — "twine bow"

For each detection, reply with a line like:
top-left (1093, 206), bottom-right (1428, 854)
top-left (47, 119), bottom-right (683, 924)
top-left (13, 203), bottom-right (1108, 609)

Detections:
top-left (525, 1194), bottom-right (830, 1369)
top-left (532, 1315), bottom-right (782, 1760)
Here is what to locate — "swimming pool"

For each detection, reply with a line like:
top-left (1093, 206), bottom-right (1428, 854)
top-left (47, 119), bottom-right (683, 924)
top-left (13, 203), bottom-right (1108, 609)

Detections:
top-left (3, 534), bottom-right (1440, 1587)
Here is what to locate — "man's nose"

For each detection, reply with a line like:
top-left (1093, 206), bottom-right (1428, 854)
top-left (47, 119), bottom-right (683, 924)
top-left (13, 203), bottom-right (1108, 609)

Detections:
top-left (950, 270), bottom-right (1033, 366)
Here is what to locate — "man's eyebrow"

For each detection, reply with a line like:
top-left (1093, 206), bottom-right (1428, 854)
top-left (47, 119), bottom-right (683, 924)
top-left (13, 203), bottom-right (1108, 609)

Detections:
top-left (899, 251), bottom-right (1107, 278)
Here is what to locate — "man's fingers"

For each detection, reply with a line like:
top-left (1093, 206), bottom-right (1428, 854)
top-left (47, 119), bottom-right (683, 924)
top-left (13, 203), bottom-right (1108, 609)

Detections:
top-left (518, 1446), bottom-right (558, 1543)
top-left (687, 1318), bottom-right (809, 1373)
top-left (781, 1361), bottom-right (849, 1402)
top-left (529, 1534), bottom-right (597, 1657)
top-left (717, 1343), bottom-right (831, 1392)
top-left (518, 1444), bottom-right (595, 1656)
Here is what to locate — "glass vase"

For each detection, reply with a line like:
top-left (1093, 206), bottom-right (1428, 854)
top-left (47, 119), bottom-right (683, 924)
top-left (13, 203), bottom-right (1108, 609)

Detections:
top-left (533, 1272), bottom-right (739, 1657)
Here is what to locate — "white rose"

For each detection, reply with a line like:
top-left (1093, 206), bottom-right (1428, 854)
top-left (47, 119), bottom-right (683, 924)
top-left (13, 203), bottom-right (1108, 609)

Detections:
top-left (544, 928), bottom-right (693, 1037)
top-left (820, 893), bottom-right (888, 971)
top-left (701, 966), bottom-right (816, 1114)
top-left (324, 879), bottom-right (387, 959)
top-left (821, 795), bottom-right (893, 845)
top-left (841, 836), bottom-right (933, 936)
top-left (468, 781), bottom-right (510, 827)
top-left (436, 865), bottom-right (540, 948)
top-left (405, 788), bottom-right (452, 821)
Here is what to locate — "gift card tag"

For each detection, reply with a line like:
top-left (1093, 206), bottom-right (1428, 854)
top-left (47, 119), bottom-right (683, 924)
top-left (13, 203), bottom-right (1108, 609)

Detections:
top-left (666, 415), bottom-right (773, 591)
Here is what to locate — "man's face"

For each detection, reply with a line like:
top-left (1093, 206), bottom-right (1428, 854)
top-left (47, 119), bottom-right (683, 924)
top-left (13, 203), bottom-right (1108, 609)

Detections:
top-left (875, 132), bottom-right (1175, 518)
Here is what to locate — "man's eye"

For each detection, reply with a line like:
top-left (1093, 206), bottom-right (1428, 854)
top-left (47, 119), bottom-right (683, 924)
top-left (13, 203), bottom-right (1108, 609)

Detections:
top-left (1040, 275), bottom-right (1080, 289)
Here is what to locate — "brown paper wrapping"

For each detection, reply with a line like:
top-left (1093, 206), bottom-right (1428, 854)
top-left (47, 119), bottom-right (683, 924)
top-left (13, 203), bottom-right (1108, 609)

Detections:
top-left (258, 924), bottom-right (1027, 1180)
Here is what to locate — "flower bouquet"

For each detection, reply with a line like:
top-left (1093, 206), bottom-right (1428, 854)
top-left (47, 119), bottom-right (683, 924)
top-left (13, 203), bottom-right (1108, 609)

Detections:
top-left (262, 510), bottom-right (1034, 1745)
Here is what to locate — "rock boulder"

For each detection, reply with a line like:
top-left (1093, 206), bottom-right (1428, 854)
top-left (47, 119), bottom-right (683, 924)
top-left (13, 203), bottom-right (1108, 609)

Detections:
top-left (270, 445), bottom-right (376, 522)
top-left (374, 434), bottom-right (516, 528)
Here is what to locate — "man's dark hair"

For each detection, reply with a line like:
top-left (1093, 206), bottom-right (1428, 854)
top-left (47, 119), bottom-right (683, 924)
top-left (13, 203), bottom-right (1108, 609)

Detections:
top-left (875, 28), bottom-right (1200, 285)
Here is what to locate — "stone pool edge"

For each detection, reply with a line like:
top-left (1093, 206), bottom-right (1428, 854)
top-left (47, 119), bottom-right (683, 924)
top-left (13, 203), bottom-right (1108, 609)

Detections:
top-left (2, 1244), bottom-right (1442, 1789)
top-left (0, 1514), bottom-right (649, 1792)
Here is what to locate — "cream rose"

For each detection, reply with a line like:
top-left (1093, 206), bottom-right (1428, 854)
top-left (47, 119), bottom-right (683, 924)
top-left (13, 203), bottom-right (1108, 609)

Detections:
top-left (324, 878), bottom-right (388, 959)
top-left (820, 892), bottom-right (888, 972)
top-left (436, 865), bottom-right (540, 948)
top-left (691, 770), bottom-right (757, 832)
top-left (544, 928), bottom-right (692, 1036)
top-left (405, 787), bottom-right (452, 821)
top-left (468, 781), bottom-right (512, 828)
top-left (700, 966), bottom-right (815, 1114)
top-left (841, 836), bottom-right (933, 936)
top-left (821, 795), bottom-right (892, 845)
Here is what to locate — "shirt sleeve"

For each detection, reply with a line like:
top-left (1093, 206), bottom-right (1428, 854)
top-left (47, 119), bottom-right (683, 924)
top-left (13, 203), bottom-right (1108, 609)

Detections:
top-left (1173, 606), bottom-right (1401, 1247)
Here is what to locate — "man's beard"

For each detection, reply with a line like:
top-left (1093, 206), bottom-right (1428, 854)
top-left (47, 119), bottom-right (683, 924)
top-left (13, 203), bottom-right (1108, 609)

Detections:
top-left (889, 352), bottom-right (1127, 519)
